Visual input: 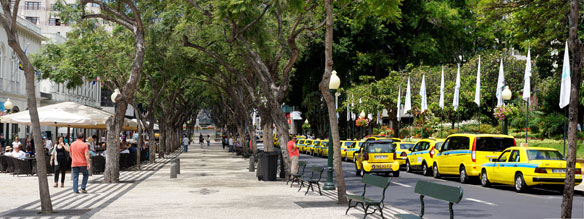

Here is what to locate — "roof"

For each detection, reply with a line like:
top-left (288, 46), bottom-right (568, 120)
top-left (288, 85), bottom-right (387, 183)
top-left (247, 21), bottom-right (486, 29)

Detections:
top-left (505, 146), bottom-right (559, 151)
top-left (447, 133), bottom-right (514, 138)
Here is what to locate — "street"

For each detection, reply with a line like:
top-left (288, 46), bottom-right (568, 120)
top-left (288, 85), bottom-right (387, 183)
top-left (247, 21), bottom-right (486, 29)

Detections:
top-left (298, 153), bottom-right (584, 219)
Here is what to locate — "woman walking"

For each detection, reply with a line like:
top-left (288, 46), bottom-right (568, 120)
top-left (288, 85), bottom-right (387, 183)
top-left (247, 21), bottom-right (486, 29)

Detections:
top-left (50, 136), bottom-right (70, 188)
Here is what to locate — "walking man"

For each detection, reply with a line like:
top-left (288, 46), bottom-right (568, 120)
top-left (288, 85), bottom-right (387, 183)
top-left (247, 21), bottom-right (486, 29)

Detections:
top-left (287, 136), bottom-right (299, 175)
top-left (182, 135), bottom-right (189, 152)
top-left (70, 133), bottom-right (90, 194)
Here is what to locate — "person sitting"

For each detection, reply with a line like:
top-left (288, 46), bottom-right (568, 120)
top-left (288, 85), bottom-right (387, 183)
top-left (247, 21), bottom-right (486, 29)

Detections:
top-left (10, 145), bottom-right (26, 159)
top-left (25, 145), bottom-right (34, 156)
top-left (120, 141), bottom-right (130, 154)
top-left (4, 146), bottom-right (12, 155)
top-left (12, 137), bottom-right (21, 149)
top-left (100, 143), bottom-right (107, 157)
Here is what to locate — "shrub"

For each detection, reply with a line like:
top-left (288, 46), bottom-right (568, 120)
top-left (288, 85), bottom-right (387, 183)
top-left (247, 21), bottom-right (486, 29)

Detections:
top-left (399, 128), bottom-right (410, 138)
top-left (539, 113), bottom-right (566, 138)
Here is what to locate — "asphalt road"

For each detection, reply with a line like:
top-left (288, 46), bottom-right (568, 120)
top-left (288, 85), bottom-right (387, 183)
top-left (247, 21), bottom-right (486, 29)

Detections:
top-left (297, 153), bottom-right (584, 219)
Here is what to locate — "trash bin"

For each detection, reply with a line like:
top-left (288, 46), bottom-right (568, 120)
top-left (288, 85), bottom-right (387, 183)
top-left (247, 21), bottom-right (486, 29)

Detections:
top-left (256, 151), bottom-right (264, 181)
top-left (261, 151), bottom-right (279, 181)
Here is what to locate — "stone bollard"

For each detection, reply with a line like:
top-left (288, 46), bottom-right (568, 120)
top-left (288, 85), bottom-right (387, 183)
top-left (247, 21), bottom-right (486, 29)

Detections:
top-left (173, 158), bottom-right (181, 174)
top-left (170, 162), bottom-right (178, 178)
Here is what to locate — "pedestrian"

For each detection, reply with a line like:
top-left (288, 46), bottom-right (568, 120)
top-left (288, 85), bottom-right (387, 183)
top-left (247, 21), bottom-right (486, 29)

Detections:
top-left (12, 136), bottom-right (21, 149)
top-left (228, 136), bottom-right (234, 152)
top-left (44, 136), bottom-right (52, 152)
top-left (70, 133), bottom-right (90, 194)
top-left (222, 135), bottom-right (226, 150)
top-left (199, 134), bottom-right (204, 148)
top-left (206, 135), bottom-right (210, 147)
top-left (50, 136), bottom-right (70, 188)
top-left (182, 135), bottom-right (189, 152)
top-left (287, 136), bottom-right (299, 175)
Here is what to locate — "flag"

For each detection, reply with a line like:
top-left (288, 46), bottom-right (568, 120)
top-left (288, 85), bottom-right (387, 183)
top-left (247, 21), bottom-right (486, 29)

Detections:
top-left (439, 66), bottom-right (445, 109)
top-left (560, 41), bottom-right (571, 109)
top-left (523, 48), bottom-right (532, 102)
top-left (347, 103), bottom-right (350, 121)
top-left (453, 64), bottom-right (461, 111)
top-left (420, 74), bottom-right (427, 112)
top-left (397, 85), bottom-right (401, 121)
top-left (474, 56), bottom-right (481, 106)
top-left (404, 77), bottom-right (412, 113)
top-left (496, 58), bottom-right (505, 107)
top-left (377, 110), bottom-right (381, 124)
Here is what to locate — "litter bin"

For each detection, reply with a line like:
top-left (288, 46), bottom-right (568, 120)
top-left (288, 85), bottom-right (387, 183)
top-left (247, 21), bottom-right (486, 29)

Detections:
top-left (261, 151), bottom-right (279, 181)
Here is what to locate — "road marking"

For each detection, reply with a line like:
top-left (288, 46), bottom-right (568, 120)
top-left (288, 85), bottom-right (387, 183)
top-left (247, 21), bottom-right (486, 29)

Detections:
top-left (465, 198), bottom-right (497, 206)
top-left (393, 182), bottom-right (412, 188)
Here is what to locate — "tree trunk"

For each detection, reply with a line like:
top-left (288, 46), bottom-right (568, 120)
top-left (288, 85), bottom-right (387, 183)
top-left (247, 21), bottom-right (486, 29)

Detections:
top-left (562, 1), bottom-right (582, 217)
top-left (262, 116), bottom-right (274, 152)
top-left (319, 0), bottom-right (347, 204)
top-left (136, 120), bottom-right (142, 170)
top-left (159, 119), bottom-right (167, 156)
top-left (104, 100), bottom-right (127, 183)
top-left (272, 110), bottom-right (291, 179)
top-left (248, 120), bottom-right (257, 171)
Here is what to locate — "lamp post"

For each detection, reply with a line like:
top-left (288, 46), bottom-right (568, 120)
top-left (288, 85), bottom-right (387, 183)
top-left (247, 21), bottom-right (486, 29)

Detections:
top-left (324, 70), bottom-right (340, 191)
top-left (4, 98), bottom-right (13, 142)
top-left (359, 111), bottom-right (365, 139)
top-left (304, 119), bottom-right (309, 136)
top-left (502, 86), bottom-right (512, 135)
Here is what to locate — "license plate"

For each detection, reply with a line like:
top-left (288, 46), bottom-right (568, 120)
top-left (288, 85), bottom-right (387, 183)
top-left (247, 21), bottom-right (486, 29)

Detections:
top-left (372, 164), bottom-right (391, 169)
top-left (553, 169), bottom-right (566, 173)
top-left (374, 155), bottom-right (386, 159)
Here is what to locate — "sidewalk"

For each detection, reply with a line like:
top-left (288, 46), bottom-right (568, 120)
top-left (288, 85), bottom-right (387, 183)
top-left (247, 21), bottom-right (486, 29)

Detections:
top-left (0, 143), bottom-right (410, 218)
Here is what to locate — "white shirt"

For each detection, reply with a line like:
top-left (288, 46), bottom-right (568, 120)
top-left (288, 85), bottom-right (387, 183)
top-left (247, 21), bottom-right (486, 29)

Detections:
top-left (229, 138), bottom-right (234, 145)
top-left (12, 141), bottom-right (21, 148)
top-left (182, 137), bottom-right (189, 145)
top-left (120, 149), bottom-right (130, 154)
top-left (10, 150), bottom-right (26, 159)
top-left (45, 139), bottom-right (52, 151)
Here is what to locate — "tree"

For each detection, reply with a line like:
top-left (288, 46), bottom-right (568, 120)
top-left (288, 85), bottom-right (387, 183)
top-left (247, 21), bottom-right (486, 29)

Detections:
top-left (0, 0), bottom-right (52, 213)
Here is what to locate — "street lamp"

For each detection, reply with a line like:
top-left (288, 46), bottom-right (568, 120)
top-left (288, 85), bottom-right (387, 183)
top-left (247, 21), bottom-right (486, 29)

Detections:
top-left (502, 86), bottom-right (512, 135)
top-left (4, 98), bottom-right (13, 112)
top-left (304, 119), bottom-right (309, 136)
top-left (324, 70), bottom-right (340, 191)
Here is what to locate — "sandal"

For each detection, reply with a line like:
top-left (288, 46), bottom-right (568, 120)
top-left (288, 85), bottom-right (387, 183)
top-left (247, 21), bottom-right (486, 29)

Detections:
top-left (61, 184), bottom-right (64, 188)
top-left (54, 183), bottom-right (58, 188)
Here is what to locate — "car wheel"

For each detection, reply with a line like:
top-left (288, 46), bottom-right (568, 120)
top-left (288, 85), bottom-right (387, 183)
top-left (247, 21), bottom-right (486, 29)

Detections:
top-left (342, 156), bottom-right (346, 162)
top-left (393, 171), bottom-right (400, 177)
top-left (481, 169), bottom-right (491, 187)
top-left (459, 166), bottom-right (468, 184)
top-left (353, 155), bottom-right (357, 163)
top-left (422, 163), bottom-right (429, 176)
top-left (515, 173), bottom-right (528, 193)
top-left (355, 163), bottom-right (361, 176)
top-left (360, 168), bottom-right (366, 177)
top-left (433, 163), bottom-right (441, 178)
top-left (406, 161), bottom-right (412, 173)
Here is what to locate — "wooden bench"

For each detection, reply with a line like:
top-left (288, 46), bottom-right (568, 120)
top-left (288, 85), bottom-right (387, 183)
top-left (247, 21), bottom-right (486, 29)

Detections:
top-left (287, 161), bottom-right (307, 187)
top-left (345, 174), bottom-right (392, 219)
top-left (395, 181), bottom-right (464, 219)
top-left (298, 166), bottom-right (324, 195)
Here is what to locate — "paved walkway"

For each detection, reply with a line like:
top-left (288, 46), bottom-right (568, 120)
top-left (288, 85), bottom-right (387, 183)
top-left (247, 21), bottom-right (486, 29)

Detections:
top-left (0, 143), bottom-right (412, 218)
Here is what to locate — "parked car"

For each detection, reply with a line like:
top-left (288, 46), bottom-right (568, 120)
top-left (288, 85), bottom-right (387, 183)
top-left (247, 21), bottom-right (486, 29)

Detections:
top-left (405, 138), bottom-right (443, 175)
top-left (433, 133), bottom-right (516, 183)
top-left (393, 142), bottom-right (415, 167)
top-left (301, 139), bottom-right (313, 154)
top-left (340, 140), bottom-right (356, 161)
top-left (354, 139), bottom-right (400, 177)
top-left (346, 141), bottom-right (365, 162)
top-left (296, 139), bottom-right (307, 153)
top-left (480, 146), bottom-right (582, 192)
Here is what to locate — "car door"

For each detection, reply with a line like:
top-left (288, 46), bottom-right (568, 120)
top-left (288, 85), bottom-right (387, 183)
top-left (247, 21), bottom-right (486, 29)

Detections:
top-left (414, 141), bottom-right (428, 166)
top-left (492, 150), bottom-right (511, 183)
top-left (446, 137), bottom-right (470, 174)
top-left (500, 150), bottom-right (520, 184)
top-left (438, 138), bottom-right (457, 174)
top-left (356, 143), bottom-right (366, 169)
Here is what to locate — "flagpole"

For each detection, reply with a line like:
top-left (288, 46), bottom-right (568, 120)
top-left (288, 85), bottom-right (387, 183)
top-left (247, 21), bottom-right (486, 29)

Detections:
top-left (564, 107), bottom-right (567, 155)
top-left (478, 107), bottom-right (480, 133)
top-left (525, 101), bottom-right (529, 143)
top-left (440, 111), bottom-right (443, 138)
top-left (457, 110), bottom-right (460, 132)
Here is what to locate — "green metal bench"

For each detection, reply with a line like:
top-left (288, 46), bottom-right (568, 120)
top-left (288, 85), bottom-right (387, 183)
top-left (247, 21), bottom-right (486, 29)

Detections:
top-left (287, 161), bottom-right (307, 187)
top-left (395, 181), bottom-right (464, 219)
top-left (345, 174), bottom-right (392, 219)
top-left (298, 166), bottom-right (324, 195)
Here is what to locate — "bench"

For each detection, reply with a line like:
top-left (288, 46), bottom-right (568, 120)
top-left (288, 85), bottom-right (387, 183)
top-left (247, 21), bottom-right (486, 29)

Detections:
top-left (345, 174), bottom-right (391, 219)
top-left (287, 161), bottom-right (307, 187)
top-left (298, 166), bottom-right (324, 195)
top-left (395, 181), bottom-right (463, 219)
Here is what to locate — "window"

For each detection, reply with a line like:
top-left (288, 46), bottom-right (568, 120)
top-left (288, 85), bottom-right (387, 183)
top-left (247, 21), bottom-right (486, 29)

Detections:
top-left (367, 142), bottom-right (394, 153)
top-left (49, 18), bottom-right (61, 26)
top-left (434, 142), bottom-right (443, 151)
top-left (475, 137), bottom-right (515, 152)
top-left (509, 150), bottom-right (521, 162)
top-left (498, 150), bottom-right (510, 162)
top-left (400, 143), bottom-right (415, 151)
top-left (25, 16), bottom-right (39, 25)
top-left (445, 137), bottom-right (469, 151)
top-left (24, 1), bottom-right (40, 10)
top-left (527, 150), bottom-right (565, 160)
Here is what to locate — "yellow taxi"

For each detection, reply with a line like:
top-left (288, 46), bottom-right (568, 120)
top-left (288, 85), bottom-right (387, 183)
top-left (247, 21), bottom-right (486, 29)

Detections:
top-left (300, 139), bottom-right (313, 154)
top-left (433, 133), bottom-right (516, 183)
top-left (354, 138), bottom-right (400, 177)
top-left (321, 140), bottom-right (331, 157)
top-left (346, 141), bottom-right (365, 162)
top-left (296, 139), bottom-right (307, 153)
top-left (273, 134), bottom-right (280, 148)
top-left (480, 146), bottom-right (582, 192)
top-left (308, 139), bottom-right (321, 156)
top-left (366, 136), bottom-right (402, 142)
top-left (393, 142), bottom-right (415, 167)
top-left (340, 140), bottom-right (356, 161)
top-left (405, 138), bottom-right (444, 176)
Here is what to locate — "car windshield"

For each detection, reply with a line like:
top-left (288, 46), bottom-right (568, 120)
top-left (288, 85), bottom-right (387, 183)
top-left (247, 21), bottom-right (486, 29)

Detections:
top-left (400, 143), bottom-right (415, 150)
top-left (367, 142), bottom-right (395, 153)
top-left (322, 141), bottom-right (328, 146)
top-left (313, 141), bottom-right (320, 145)
top-left (343, 142), bottom-right (354, 147)
top-left (435, 142), bottom-right (443, 150)
top-left (527, 150), bottom-right (565, 160)
top-left (357, 142), bottom-right (364, 147)
top-left (475, 137), bottom-right (515, 152)
top-left (298, 140), bottom-right (304, 144)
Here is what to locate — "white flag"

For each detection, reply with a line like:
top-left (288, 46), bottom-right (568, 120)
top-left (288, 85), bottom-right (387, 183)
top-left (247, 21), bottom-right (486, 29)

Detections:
top-left (453, 64), bottom-right (461, 111)
top-left (474, 56), bottom-right (481, 106)
top-left (346, 103), bottom-right (350, 121)
top-left (560, 41), bottom-right (571, 109)
top-left (522, 48), bottom-right (532, 102)
top-left (376, 110), bottom-right (381, 124)
top-left (439, 66), bottom-right (445, 109)
top-left (367, 113), bottom-right (373, 121)
top-left (404, 77), bottom-right (412, 113)
top-left (351, 95), bottom-right (356, 120)
top-left (397, 85), bottom-right (401, 121)
top-left (496, 58), bottom-right (505, 107)
top-left (420, 74), bottom-right (428, 112)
